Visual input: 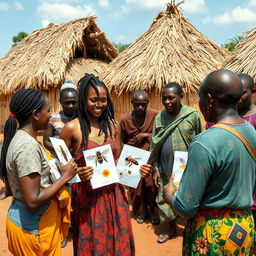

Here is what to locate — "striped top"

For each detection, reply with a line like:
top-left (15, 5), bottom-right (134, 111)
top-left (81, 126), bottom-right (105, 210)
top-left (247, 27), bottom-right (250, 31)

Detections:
top-left (49, 110), bottom-right (72, 138)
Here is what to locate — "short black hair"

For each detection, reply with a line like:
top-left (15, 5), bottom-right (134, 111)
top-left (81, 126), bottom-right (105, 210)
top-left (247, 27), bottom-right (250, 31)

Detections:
top-left (163, 82), bottom-right (183, 96)
top-left (132, 89), bottom-right (148, 100)
top-left (60, 88), bottom-right (78, 98)
top-left (238, 73), bottom-right (255, 90)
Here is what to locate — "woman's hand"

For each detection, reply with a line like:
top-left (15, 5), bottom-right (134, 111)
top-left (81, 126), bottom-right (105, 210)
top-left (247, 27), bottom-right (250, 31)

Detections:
top-left (60, 158), bottom-right (78, 180)
top-left (163, 175), bottom-right (177, 205)
top-left (78, 166), bottom-right (94, 181)
top-left (153, 169), bottom-right (161, 188)
top-left (139, 163), bottom-right (152, 178)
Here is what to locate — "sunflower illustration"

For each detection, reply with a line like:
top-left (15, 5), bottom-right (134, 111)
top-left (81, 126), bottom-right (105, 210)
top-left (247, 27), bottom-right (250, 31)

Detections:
top-left (195, 237), bottom-right (209, 255)
top-left (102, 169), bottom-right (110, 178)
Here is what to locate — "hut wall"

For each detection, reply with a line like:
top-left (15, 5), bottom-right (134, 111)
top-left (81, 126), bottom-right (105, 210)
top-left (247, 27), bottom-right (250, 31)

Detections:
top-left (0, 88), bottom-right (62, 132)
top-left (111, 88), bottom-right (206, 126)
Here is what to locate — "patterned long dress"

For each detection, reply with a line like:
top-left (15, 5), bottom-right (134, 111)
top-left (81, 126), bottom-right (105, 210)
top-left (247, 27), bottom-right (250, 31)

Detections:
top-left (71, 135), bottom-right (135, 256)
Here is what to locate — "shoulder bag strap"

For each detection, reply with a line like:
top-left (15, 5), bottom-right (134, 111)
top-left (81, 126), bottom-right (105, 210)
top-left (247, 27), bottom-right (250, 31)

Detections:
top-left (212, 123), bottom-right (256, 161)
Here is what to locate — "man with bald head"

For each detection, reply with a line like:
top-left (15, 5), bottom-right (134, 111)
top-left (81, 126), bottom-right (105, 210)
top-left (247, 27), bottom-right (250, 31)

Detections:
top-left (119, 89), bottom-right (159, 225)
top-left (163, 69), bottom-right (256, 255)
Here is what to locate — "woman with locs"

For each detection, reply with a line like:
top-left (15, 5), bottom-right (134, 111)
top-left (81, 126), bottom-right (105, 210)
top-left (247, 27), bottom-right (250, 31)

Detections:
top-left (0, 88), bottom-right (78, 255)
top-left (60, 73), bottom-right (152, 256)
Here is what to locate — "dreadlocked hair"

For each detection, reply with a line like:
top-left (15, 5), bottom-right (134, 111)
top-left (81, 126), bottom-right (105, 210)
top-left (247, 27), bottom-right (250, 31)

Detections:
top-left (77, 74), bottom-right (115, 149)
top-left (0, 89), bottom-right (46, 181)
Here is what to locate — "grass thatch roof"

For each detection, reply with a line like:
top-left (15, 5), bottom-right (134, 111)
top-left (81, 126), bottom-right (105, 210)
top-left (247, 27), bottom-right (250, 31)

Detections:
top-left (101, 1), bottom-right (228, 94)
top-left (0, 16), bottom-right (117, 95)
top-left (222, 27), bottom-right (256, 80)
top-left (65, 58), bottom-right (108, 85)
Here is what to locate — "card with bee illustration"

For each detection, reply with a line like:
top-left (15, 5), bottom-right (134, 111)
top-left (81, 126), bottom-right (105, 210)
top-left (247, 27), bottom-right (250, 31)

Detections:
top-left (49, 137), bottom-right (81, 183)
top-left (50, 137), bottom-right (72, 164)
top-left (117, 144), bottom-right (150, 188)
top-left (172, 151), bottom-right (188, 187)
top-left (83, 144), bottom-right (119, 189)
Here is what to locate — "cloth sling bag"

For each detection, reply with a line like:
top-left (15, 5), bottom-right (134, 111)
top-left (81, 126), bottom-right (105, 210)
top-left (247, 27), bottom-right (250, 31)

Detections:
top-left (212, 123), bottom-right (256, 161)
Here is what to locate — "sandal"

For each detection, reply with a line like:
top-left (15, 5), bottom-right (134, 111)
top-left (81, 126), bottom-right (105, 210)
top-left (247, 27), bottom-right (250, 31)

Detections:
top-left (157, 232), bottom-right (171, 243)
top-left (157, 230), bottom-right (177, 243)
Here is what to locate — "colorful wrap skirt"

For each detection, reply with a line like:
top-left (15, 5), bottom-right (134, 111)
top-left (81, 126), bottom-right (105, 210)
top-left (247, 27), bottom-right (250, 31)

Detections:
top-left (183, 209), bottom-right (255, 256)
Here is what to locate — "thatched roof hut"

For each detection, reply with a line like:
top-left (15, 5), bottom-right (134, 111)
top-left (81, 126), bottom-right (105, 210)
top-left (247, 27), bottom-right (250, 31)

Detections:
top-left (0, 16), bottom-right (117, 94)
top-left (0, 16), bottom-right (117, 130)
top-left (222, 27), bottom-right (256, 80)
top-left (222, 27), bottom-right (256, 104)
top-left (101, 1), bottom-right (228, 121)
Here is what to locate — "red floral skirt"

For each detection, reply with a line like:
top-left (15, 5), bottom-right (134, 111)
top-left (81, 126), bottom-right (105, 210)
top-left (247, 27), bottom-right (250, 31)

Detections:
top-left (71, 181), bottom-right (135, 256)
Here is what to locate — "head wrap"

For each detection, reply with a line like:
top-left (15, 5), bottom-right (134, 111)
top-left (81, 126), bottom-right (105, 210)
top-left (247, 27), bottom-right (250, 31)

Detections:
top-left (60, 80), bottom-right (78, 92)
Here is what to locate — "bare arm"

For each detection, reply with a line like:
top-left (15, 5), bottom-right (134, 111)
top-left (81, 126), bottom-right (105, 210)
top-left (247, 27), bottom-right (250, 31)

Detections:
top-left (60, 119), bottom-right (81, 155)
top-left (19, 159), bottom-right (78, 212)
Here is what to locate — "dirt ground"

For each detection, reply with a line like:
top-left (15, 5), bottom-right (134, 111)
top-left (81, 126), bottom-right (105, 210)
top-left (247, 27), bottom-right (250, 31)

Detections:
top-left (0, 181), bottom-right (183, 256)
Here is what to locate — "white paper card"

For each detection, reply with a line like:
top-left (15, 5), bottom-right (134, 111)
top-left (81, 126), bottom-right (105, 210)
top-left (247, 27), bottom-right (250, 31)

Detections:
top-left (49, 158), bottom-right (61, 182)
top-left (172, 151), bottom-right (188, 186)
top-left (49, 137), bottom-right (81, 183)
top-left (117, 144), bottom-right (150, 188)
top-left (83, 144), bottom-right (119, 189)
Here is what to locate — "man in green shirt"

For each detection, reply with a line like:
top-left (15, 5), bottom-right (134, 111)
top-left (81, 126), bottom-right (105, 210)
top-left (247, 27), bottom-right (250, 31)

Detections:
top-left (164, 69), bottom-right (256, 255)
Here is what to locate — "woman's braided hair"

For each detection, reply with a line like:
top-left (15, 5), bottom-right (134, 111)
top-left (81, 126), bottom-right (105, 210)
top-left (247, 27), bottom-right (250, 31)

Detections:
top-left (0, 88), bottom-right (45, 181)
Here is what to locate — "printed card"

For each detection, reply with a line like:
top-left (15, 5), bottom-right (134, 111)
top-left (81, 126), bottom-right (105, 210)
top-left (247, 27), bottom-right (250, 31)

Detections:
top-left (49, 137), bottom-right (81, 183)
top-left (172, 151), bottom-right (188, 186)
top-left (117, 144), bottom-right (151, 188)
top-left (83, 144), bottom-right (119, 189)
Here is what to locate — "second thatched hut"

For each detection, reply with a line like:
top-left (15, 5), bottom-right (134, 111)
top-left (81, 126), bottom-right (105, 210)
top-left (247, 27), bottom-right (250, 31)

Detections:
top-left (222, 27), bottom-right (256, 103)
top-left (101, 1), bottom-right (228, 121)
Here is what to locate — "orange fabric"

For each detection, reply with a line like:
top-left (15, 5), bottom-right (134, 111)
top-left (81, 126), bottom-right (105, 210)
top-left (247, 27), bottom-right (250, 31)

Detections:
top-left (6, 190), bottom-right (71, 256)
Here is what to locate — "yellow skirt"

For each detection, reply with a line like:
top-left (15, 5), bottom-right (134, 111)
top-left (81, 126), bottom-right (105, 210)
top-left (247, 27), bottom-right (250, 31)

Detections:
top-left (6, 188), bottom-right (71, 256)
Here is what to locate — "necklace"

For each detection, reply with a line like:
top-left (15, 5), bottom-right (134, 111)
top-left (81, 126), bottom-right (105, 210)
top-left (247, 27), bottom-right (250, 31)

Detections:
top-left (19, 128), bottom-right (39, 143)
top-left (131, 111), bottom-right (148, 130)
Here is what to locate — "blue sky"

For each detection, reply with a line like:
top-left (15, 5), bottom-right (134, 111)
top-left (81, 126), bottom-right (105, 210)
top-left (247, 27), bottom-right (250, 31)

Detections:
top-left (0, 0), bottom-right (256, 57)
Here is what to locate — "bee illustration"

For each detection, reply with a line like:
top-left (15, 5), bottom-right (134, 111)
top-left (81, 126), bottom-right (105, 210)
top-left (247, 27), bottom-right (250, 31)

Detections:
top-left (124, 156), bottom-right (142, 167)
top-left (87, 148), bottom-right (110, 166)
top-left (179, 158), bottom-right (187, 170)
top-left (59, 145), bottom-right (68, 162)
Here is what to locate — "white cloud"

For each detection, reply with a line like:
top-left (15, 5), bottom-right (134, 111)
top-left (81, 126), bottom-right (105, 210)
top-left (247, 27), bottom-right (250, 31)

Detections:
top-left (0, 2), bottom-right (8, 10)
top-left (208, 7), bottom-right (256, 25)
top-left (248, 0), bottom-right (256, 7)
top-left (39, 0), bottom-right (82, 3)
top-left (98, 0), bottom-right (109, 9)
top-left (182, 0), bottom-right (207, 14)
top-left (112, 0), bottom-right (206, 19)
top-left (37, 2), bottom-right (95, 25)
top-left (41, 19), bottom-right (51, 28)
top-left (14, 1), bottom-right (24, 10)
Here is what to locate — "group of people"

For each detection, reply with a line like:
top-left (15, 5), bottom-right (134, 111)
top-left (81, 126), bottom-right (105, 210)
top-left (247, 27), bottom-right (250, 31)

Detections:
top-left (0, 69), bottom-right (255, 256)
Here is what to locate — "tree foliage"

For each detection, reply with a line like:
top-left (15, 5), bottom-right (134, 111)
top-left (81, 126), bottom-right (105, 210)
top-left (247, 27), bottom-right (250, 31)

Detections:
top-left (12, 32), bottom-right (28, 46)
top-left (113, 42), bottom-right (131, 52)
top-left (222, 35), bottom-right (244, 52)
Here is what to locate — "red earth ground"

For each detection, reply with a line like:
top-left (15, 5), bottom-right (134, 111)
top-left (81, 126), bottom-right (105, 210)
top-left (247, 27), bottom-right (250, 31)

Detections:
top-left (0, 181), bottom-right (183, 256)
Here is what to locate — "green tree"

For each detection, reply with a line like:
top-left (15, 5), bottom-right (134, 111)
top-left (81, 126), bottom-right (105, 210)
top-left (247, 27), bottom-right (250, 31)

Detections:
top-left (113, 42), bottom-right (131, 52)
top-left (222, 35), bottom-right (244, 52)
top-left (12, 32), bottom-right (28, 46)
